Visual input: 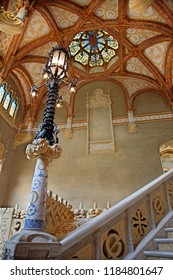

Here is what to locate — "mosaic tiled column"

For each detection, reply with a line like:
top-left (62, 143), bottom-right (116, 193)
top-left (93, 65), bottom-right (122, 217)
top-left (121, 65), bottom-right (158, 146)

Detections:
top-left (24, 138), bottom-right (62, 230)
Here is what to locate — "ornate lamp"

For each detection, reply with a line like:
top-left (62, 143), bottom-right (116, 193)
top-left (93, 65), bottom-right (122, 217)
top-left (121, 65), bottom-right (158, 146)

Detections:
top-left (31, 46), bottom-right (77, 146)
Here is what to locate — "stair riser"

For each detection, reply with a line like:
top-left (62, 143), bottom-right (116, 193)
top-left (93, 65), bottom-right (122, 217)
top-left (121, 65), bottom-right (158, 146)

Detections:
top-left (158, 243), bottom-right (173, 251)
top-left (147, 256), bottom-right (173, 260)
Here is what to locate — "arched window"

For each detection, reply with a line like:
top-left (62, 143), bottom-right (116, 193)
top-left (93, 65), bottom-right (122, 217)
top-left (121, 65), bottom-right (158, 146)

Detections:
top-left (3, 92), bottom-right (12, 110)
top-left (9, 99), bottom-right (18, 117)
top-left (0, 83), bottom-right (6, 103)
top-left (0, 83), bottom-right (19, 119)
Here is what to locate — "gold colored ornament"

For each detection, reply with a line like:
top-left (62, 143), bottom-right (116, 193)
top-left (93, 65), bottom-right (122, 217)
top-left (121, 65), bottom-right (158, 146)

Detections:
top-left (0, 6), bottom-right (24, 35)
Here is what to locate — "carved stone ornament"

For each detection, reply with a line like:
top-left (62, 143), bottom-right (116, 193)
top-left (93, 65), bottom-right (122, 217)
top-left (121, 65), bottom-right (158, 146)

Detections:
top-left (128, 123), bottom-right (138, 134)
top-left (45, 191), bottom-right (75, 236)
top-left (89, 88), bottom-right (111, 108)
top-left (65, 129), bottom-right (73, 139)
top-left (26, 138), bottom-right (62, 161)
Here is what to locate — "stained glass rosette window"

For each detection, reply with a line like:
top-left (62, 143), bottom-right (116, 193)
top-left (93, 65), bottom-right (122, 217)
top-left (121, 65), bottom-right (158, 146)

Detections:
top-left (69, 30), bottom-right (118, 69)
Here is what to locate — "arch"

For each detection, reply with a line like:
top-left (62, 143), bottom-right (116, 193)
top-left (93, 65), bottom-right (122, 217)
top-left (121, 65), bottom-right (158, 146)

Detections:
top-left (73, 79), bottom-right (127, 122)
top-left (132, 89), bottom-right (171, 114)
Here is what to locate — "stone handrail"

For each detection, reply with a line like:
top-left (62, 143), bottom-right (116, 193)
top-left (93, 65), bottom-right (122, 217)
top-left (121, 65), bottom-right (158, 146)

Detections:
top-left (59, 169), bottom-right (173, 259)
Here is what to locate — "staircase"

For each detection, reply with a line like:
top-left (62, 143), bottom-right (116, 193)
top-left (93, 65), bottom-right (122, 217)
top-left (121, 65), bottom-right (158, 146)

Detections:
top-left (1, 169), bottom-right (173, 260)
top-left (59, 169), bottom-right (173, 260)
top-left (144, 226), bottom-right (173, 259)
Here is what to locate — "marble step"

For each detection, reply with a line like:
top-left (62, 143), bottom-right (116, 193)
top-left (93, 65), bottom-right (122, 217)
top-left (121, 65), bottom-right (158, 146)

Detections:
top-left (144, 250), bottom-right (173, 260)
top-left (164, 227), bottom-right (173, 238)
top-left (155, 238), bottom-right (173, 251)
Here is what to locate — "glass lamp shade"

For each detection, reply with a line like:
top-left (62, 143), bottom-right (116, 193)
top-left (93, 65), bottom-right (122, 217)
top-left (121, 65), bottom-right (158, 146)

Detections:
top-left (47, 46), bottom-right (69, 79)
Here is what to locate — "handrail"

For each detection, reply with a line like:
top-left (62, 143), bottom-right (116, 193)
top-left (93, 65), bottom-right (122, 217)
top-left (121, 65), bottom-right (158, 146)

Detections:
top-left (60, 169), bottom-right (173, 259)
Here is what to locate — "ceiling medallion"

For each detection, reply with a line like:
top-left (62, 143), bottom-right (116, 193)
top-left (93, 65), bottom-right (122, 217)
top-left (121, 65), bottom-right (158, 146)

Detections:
top-left (69, 29), bottom-right (118, 69)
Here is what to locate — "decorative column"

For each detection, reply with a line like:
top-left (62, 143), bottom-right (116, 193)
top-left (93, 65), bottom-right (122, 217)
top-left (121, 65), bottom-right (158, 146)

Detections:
top-left (128, 110), bottom-right (138, 134)
top-left (24, 138), bottom-right (61, 230)
top-left (2, 46), bottom-right (76, 260)
top-left (65, 116), bottom-right (73, 139)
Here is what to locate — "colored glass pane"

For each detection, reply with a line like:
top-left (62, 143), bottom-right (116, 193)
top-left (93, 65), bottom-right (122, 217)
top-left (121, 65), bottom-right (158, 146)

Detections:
top-left (3, 92), bottom-right (11, 110)
top-left (9, 100), bottom-right (17, 117)
top-left (0, 84), bottom-right (6, 103)
top-left (69, 29), bottom-right (118, 69)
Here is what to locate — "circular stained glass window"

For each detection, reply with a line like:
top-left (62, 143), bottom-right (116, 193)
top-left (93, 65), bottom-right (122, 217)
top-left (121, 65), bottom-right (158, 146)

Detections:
top-left (69, 29), bottom-right (118, 68)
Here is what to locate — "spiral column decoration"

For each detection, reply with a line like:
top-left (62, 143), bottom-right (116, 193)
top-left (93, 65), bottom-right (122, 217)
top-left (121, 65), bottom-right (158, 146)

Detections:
top-left (34, 80), bottom-right (59, 146)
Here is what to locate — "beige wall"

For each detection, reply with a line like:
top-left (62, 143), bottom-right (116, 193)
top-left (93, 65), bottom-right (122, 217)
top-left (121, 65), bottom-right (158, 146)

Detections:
top-left (0, 118), bottom-right (16, 205)
top-left (3, 120), bottom-right (173, 210)
top-left (2, 80), bottom-right (173, 211)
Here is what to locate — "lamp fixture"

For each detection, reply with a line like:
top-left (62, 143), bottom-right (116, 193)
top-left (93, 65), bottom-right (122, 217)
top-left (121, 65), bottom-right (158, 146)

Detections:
top-left (30, 46), bottom-right (77, 146)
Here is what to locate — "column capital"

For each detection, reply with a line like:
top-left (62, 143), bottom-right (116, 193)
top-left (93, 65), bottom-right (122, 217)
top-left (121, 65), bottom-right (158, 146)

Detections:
top-left (26, 138), bottom-right (62, 162)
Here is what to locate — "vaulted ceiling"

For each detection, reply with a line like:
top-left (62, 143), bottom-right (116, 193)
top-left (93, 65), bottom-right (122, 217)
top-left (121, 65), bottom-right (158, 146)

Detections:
top-left (0, 0), bottom-right (173, 128)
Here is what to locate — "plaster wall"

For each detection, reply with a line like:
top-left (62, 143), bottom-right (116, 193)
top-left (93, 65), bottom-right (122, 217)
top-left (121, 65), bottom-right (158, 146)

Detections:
top-left (2, 80), bottom-right (173, 211)
top-left (4, 120), bottom-right (173, 211)
top-left (0, 118), bottom-right (16, 205)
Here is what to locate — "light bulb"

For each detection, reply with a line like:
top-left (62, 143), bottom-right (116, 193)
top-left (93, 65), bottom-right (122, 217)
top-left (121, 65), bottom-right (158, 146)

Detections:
top-left (43, 72), bottom-right (48, 79)
top-left (31, 91), bottom-right (36, 97)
